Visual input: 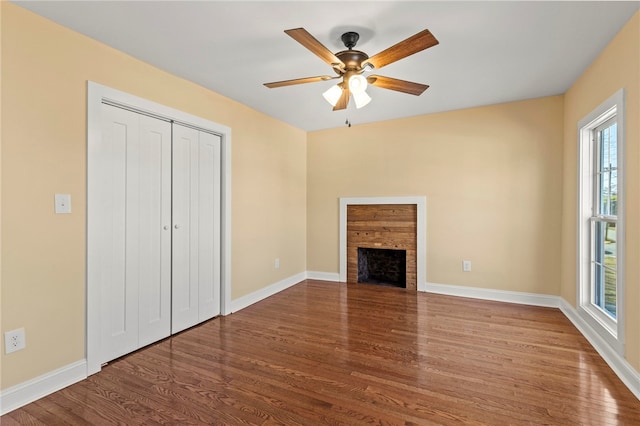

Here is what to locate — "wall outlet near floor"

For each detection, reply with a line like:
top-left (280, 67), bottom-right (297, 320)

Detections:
top-left (274, 258), bottom-right (280, 269)
top-left (4, 328), bottom-right (26, 354)
top-left (463, 260), bottom-right (472, 272)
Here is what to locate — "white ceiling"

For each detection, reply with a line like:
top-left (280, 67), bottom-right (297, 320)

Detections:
top-left (14, 1), bottom-right (640, 131)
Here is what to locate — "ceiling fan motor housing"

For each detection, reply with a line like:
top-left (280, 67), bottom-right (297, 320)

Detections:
top-left (335, 31), bottom-right (370, 74)
top-left (335, 50), bottom-right (369, 74)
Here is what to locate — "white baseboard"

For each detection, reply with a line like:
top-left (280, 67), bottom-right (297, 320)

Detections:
top-left (306, 271), bottom-right (340, 282)
top-left (559, 299), bottom-right (640, 400)
top-left (0, 359), bottom-right (86, 415)
top-left (425, 282), bottom-right (560, 308)
top-left (228, 271), bottom-right (307, 313)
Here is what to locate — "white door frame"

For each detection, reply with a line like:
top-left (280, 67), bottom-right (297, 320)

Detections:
top-left (86, 81), bottom-right (232, 375)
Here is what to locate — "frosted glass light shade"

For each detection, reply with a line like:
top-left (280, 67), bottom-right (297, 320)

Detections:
top-left (323, 85), bottom-right (342, 106)
top-left (348, 74), bottom-right (368, 94)
top-left (353, 91), bottom-right (371, 109)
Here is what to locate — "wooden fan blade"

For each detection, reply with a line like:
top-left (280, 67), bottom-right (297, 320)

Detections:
top-left (333, 87), bottom-right (350, 111)
top-left (285, 28), bottom-right (345, 67)
top-left (264, 75), bottom-right (336, 88)
top-left (365, 29), bottom-right (439, 70)
top-left (367, 75), bottom-right (429, 96)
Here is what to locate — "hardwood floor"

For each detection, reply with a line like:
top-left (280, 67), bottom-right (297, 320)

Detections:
top-left (3, 280), bottom-right (640, 425)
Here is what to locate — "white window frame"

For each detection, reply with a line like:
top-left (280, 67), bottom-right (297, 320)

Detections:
top-left (577, 89), bottom-right (625, 355)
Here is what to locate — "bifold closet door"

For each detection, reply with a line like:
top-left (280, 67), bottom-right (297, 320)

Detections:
top-left (171, 124), bottom-right (222, 334)
top-left (99, 104), bottom-right (172, 363)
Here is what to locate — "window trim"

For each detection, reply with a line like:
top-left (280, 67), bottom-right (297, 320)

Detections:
top-left (576, 88), bottom-right (625, 355)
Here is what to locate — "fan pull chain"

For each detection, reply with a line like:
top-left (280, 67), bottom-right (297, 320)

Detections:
top-left (345, 118), bottom-right (351, 128)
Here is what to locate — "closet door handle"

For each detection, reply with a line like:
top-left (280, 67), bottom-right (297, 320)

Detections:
top-left (163, 225), bottom-right (169, 230)
top-left (174, 224), bottom-right (180, 229)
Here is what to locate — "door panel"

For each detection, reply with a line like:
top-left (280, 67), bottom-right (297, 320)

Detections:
top-left (99, 104), bottom-right (171, 362)
top-left (138, 115), bottom-right (172, 346)
top-left (172, 124), bottom-right (221, 333)
top-left (172, 125), bottom-right (199, 333)
top-left (198, 131), bottom-right (221, 320)
top-left (100, 104), bottom-right (139, 362)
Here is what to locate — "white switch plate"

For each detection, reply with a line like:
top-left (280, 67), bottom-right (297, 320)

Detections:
top-left (463, 260), bottom-right (472, 272)
top-left (55, 194), bottom-right (71, 214)
top-left (274, 258), bottom-right (280, 269)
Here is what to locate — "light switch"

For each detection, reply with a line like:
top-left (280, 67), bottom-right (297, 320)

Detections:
top-left (55, 194), bottom-right (72, 214)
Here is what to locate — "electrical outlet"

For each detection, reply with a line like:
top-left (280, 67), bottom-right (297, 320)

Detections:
top-left (4, 328), bottom-right (26, 354)
top-left (274, 258), bottom-right (280, 269)
top-left (463, 260), bottom-right (472, 272)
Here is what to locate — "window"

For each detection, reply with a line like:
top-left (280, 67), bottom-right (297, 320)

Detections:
top-left (577, 89), bottom-right (625, 354)
top-left (592, 118), bottom-right (617, 318)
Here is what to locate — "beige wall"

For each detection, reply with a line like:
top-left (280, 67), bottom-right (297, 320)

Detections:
top-left (561, 11), bottom-right (640, 371)
top-left (0, 3), bottom-right (307, 389)
top-left (307, 96), bottom-right (564, 295)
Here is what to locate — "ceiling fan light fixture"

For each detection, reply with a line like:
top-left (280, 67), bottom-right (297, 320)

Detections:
top-left (265, 27), bottom-right (438, 113)
top-left (353, 91), bottom-right (372, 109)
top-left (322, 84), bottom-right (342, 106)
top-left (348, 74), bottom-right (368, 94)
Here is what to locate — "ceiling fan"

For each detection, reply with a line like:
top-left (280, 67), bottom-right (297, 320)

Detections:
top-left (264, 28), bottom-right (439, 111)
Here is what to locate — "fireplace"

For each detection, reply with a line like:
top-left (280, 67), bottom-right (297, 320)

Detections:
top-left (340, 196), bottom-right (426, 292)
top-left (358, 248), bottom-right (407, 288)
top-left (344, 202), bottom-right (418, 290)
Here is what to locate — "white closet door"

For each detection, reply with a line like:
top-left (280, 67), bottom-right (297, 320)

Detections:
top-left (99, 104), bottom-right (137, 362)
top-left (197, 131), bottom-right (221, 321)
top-left (172, 124), bottom-right (221, 334)
top-left (137, 115), bottom-right (173, 346)
top-left (99, 104), bottom-right (172, 362)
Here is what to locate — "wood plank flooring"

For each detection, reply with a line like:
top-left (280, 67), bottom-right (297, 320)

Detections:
top-left (3, 279), bottom-right (640, 425)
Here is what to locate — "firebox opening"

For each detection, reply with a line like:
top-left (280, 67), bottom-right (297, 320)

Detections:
top-left (357, 248), bottom-right (406, 288)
